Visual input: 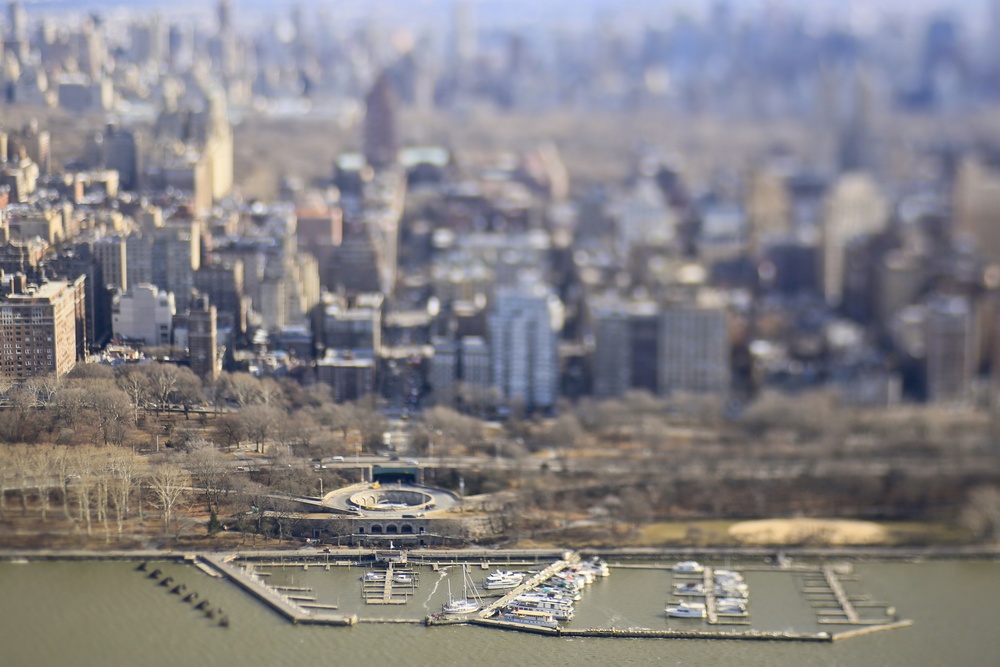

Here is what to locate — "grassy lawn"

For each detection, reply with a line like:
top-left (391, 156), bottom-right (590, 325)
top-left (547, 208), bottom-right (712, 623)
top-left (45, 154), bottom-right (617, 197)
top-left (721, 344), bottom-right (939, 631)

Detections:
top-left (635, 521), bottom-right (741, 547)
top-left (882, 521), bottom-right (975, 546)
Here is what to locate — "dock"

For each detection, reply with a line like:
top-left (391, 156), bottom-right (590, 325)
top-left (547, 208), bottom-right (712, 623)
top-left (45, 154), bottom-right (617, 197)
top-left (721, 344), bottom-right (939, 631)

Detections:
top-left (799, 564), bottom-right (895, 626)
top-left (362, 563), bottom-right (417, 605)
top-left (557, 628), bottom-right (832, 642)
top-left (478, 551), bottom-right (581, 619)
top-left (200, 555), bottom-right (356, 626)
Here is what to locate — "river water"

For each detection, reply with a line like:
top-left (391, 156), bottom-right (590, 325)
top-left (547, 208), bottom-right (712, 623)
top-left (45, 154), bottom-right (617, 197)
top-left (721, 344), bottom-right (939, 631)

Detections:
top-left (1, 558), bottom-right (998, 666)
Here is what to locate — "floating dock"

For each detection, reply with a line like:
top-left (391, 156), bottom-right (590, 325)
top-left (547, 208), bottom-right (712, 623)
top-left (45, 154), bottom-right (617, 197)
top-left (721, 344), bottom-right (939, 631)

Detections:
top-left (479, 551), bottom-right (580, 619)
top-left (799, 564), bottom-right (895, 626)
top-left (200, 555), bottom-right (356, 626)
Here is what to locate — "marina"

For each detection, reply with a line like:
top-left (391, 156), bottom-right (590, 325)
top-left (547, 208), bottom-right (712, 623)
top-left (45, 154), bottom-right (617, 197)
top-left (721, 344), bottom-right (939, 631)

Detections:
top-left (3, 556), bottom-right (999, 667)
top-left (140, 550), bottom-right (915, 641)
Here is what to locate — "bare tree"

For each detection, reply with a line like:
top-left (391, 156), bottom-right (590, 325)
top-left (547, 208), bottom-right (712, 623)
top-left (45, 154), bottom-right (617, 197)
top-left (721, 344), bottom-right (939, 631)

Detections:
top-left (187, 441), bottom-right (233, 514)
top-left (219, 372), bottom-right (265, 407)
top-left (23, 374), bottom-right (62, 408)
top-left (146, 458), bottom-right (191, 535)
top-left (214, 413), bottom-right (246, 450)
top-left (69, 446), bottom-right (98, 536)
top-left (86, 381), bottom-right (133, 446)
top-left (115, 365), bottom-right (151, 425)
top-left (241, 404), bottom-right (283, 453)
top-left (145, 363), bottom-right (182, 413)
top-left (106, 448), bottom-right (144, 537)
top-left (9, 444), bottom-right (33, 514)
top-left (0, 447), bottom-right (7, 518)
top-left (961, 486), bottom-right (1000, 543)
top-left (231, 477), bottom-right (271, 545)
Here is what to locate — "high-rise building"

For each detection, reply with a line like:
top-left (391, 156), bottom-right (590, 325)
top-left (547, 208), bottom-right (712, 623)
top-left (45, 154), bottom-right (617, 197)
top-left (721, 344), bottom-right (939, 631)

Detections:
top-left (6, 1), bottom-right (27, 62)
top-left (459, 335), bottom-right (491, 390)
top-left (188, 294), bottom-right (218, 382)
top-left (659, 299), bottom-right (730, 396)
top-left (363, 72), bottom-right (398, 170)
top-left (86, 122), bottom-right (140, 190)
top-left (430, 337), bottom-right (458, 403)
top-left (194, 260), bottom-right (244, 332)
top-left (0, 275), bottom-right (85, 380)
top-left (150, 220), bottom-right (200, 309)
top-left (591, 302), bottom-right (631, 399)
top-left (745, 169), bottom-right (791, 254)
top-left (321, 294), bottom-right (382, 355)
top-left (112, 284), bottom-right (175, 347)
top-left (488, 285), bottom-right (563, 411)
top-left (925, 294), bottom-right (974, 405)
top-left (91, 235), bottom-right (127, 293)
top-left (953, 157), bottom-right (1000, 267)
top-left (821, 173), bottom-right (889, 306)
top-left (325, 220), bottom-right (382, 295)
top-left (44, 244), bottom-right (110, 353)
top-left (316, 352), bottom-right (376, 403)
top-left (19, 120), bottom-right (50, 177)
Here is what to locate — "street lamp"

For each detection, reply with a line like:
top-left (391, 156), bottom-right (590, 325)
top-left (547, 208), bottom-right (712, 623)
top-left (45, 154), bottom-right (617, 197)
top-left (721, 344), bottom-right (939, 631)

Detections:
top-left (319, 477), bottom-right (323, 497)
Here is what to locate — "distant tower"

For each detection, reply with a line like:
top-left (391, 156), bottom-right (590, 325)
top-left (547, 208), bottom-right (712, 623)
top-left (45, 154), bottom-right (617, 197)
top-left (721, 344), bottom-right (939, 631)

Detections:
top-left (453, 0), bottom-right (476, 61)
top-left (953, 157), bottom-right (1000, 267)
top-left (820, 173), bottom-right (889, 307)
top-left (188, 294), bottom-right (219, 382)
top-left (363, 72), bottom-right (399, 170)
top-left (837, 65), bottom-right (877, 173)
top-left (217, 0), bottom-right (232, 36)
top-left (6, 1), bottom-right (27, 63)
top-left (488, 285), bottom-right (563, 412)
top-left (925, 294), bottom-right (974, 405)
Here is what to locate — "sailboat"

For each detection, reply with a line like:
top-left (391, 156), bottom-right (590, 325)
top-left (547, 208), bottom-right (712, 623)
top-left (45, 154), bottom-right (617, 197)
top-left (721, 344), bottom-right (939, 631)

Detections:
top-left (442, 564), bottom-right (482, 615)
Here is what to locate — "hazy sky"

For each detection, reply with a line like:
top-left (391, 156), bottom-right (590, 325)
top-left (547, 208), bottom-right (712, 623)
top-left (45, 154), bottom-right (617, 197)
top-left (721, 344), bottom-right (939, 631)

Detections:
top-left (12, 0), bottom-right (991, 33)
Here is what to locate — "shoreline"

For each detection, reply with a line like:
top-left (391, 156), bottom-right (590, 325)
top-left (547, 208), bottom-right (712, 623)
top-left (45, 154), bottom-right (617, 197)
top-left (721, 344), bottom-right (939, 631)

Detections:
top-left (2, 544), bottom-right (998, 563)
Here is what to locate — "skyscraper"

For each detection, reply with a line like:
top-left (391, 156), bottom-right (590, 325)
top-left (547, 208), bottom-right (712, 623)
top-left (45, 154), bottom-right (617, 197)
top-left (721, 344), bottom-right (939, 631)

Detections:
top-left (363, 72), bottom-right (398, 170)
top-left (188, 294), bottom-right (218, 382)
top-left (658, 302), bottom-right (730, 397)
top-left (924, 294), bottom-right (974, 405)
top-left (953, 157), bottom-right (1000, 266)
top-left (0, 275), bottom-right (85, 380)
top-left (821, 173), bottom-right (889, 307)
top-left (488, 285), bottom-right (563, 411)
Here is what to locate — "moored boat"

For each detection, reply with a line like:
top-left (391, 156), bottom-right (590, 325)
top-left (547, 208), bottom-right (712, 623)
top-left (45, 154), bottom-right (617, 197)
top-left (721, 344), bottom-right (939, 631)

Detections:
top-left (498, 609), bottom-right (560, 629)
top-left (666, 601), bottom-right (707, 618)
top-left (484, 571), bottom-right (524, 590)
top-left (673, 561), bottom-right (704, 574)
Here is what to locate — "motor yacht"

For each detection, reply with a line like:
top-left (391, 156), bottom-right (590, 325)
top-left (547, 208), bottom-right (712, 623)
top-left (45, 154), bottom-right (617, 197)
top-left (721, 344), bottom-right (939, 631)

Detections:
top-left (666, 601), bottom-right (707, 618)
top-left (673, 561), bottom-right (704, 574)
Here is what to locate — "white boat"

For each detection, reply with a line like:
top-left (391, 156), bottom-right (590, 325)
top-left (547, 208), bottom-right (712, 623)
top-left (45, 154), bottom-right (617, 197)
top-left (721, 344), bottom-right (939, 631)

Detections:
top-left (673, 581), bottom-right (705, 595)
top-left (716, 598), bottom-right (748, 615)
top-left (714, 582), bottom-right (749, 598)
top-left (514, 596), bottom-right (574, 610)
top-left (587, 557), bottom-right (611, 577)
top-left (506, 601), bottom-right (574, 621)
top-left (498, 609), bottom-right (560, 629)
top-left (394, 573), bottom-right (414, 584)
top-left (442, 565), bottom-right (482, 615)
top-left (673, 561), bottom-right (704, 574)
top-left (443, 597), bottom-right (480, 614)
top-left (666, 601), bottom-right (707, 618)
top-left (363, 571), bottom-right (386, 582)
top-left (484, 571), bottom-right (524, 590)
top-left (537, 586), bottom-right (581, 601)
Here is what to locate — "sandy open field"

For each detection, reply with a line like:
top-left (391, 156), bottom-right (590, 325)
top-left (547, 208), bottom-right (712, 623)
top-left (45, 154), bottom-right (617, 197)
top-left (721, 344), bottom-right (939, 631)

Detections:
top-left (729, 518), bottom-right (889, 546)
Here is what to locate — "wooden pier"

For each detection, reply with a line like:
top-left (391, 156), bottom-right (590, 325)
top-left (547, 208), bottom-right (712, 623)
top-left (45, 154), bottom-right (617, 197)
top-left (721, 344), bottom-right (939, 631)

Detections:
top-left (479, 551), bottom-right (581, 619)
top-left (362, 563), bottom-right (417, 605)
top-left (200, 555), bottom-right (356, 626)
top-left (798, 563), bottom-right (896, 626)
